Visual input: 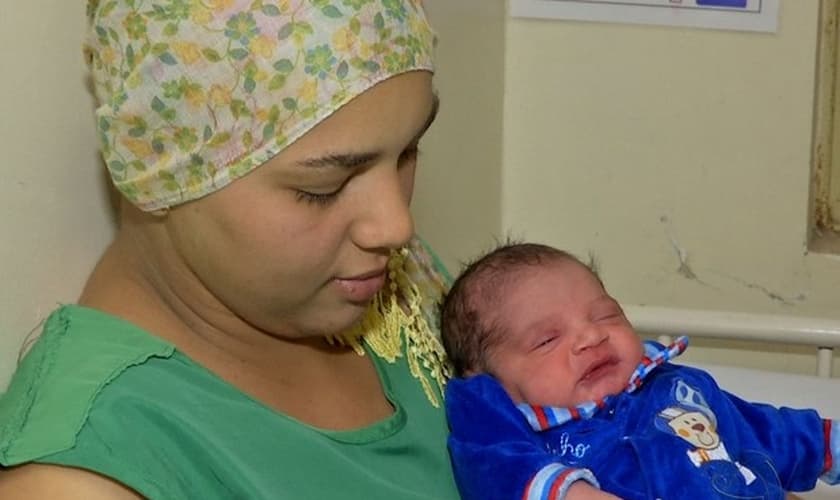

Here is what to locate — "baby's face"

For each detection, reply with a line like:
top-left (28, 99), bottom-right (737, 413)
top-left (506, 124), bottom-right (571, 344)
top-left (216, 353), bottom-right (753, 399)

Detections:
top-left (485, 259), bottom-right (644, 408)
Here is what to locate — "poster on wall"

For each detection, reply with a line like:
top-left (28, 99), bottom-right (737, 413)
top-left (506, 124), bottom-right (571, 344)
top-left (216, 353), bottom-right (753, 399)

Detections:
top-left (510, 0), bottom-right (779, 33)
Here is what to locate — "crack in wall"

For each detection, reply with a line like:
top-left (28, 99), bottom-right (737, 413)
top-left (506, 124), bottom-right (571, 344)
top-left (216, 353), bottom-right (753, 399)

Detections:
top-left (660, 215), bottom-right (806, 304)
top-left (708, 271), bottom-right (807, 306)
top-left (661, 215), bottom-right (716, 288)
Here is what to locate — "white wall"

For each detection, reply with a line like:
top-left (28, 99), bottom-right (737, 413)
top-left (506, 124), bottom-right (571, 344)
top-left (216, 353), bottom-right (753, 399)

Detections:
top-left (500, 2), bottom-right (840, 374)
top-left (415, 0), bottom-right (506, 273)
top-left (0, 3), bottom-right (115, 388)
top-left (503, 2), bottom-right (834, 312)
top-left (418, 1), bottom-right (840, 375)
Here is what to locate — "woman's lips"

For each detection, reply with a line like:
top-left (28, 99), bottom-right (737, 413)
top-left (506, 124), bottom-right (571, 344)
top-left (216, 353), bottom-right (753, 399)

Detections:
top-left (333, 271), bottom-right (387, 303)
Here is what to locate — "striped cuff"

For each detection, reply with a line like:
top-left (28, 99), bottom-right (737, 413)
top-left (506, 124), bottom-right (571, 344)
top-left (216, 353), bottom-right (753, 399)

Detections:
top-left (821, 419), bottom-right (840, 484)
top-left (523, 463), bottom-right (599, 500)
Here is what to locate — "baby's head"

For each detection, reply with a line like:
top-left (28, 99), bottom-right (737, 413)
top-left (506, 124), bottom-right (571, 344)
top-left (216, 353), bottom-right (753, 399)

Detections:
top-left (440, 243), bottom-right (644, 408)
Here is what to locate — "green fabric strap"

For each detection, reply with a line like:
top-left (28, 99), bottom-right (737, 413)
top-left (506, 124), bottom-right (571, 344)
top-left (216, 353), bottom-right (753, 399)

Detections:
top-left (0, 306), bottom-right (173, 463)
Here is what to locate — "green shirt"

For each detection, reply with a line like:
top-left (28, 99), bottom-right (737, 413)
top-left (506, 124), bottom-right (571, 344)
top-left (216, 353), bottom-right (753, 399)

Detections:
top-left (0, 305), bottom-right (459, 499)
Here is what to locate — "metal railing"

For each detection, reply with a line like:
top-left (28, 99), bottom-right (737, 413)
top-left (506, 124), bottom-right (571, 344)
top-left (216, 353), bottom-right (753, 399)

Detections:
top-left (623, 305), bottom-right (840, 378)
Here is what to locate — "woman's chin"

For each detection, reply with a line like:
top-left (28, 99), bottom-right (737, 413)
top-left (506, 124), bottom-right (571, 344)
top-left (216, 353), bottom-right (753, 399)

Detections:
top-left (316, 303), bottom-right (374, 337)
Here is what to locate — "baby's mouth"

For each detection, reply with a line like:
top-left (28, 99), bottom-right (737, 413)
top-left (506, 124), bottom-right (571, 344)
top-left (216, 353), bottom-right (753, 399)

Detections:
top-left (580, 357), bottom-right (618, 383)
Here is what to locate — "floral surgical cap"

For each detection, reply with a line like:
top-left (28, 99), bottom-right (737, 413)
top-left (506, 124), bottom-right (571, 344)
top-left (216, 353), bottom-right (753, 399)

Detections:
top-left (85, 0), bottom-right (435, 211)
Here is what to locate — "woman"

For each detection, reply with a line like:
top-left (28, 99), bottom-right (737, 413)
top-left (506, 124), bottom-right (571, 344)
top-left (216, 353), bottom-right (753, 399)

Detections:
top-left (0, 1), bottom-right (458, 498)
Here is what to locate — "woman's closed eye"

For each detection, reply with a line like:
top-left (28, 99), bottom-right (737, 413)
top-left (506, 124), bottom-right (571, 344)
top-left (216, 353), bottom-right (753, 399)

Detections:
top-left (295, 146), bottom-right (420, 206)
top-left (294, 180), bottom-right (348, 206)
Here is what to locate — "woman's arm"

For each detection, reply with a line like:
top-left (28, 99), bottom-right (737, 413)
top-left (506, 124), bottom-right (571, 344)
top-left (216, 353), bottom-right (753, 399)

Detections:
top-left (0, 464), bottom-right (142, 499)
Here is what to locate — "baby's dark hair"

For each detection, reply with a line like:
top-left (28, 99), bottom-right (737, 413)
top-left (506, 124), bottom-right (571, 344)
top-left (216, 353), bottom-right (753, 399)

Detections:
top-left (440, 242), bottom-right (599, 377)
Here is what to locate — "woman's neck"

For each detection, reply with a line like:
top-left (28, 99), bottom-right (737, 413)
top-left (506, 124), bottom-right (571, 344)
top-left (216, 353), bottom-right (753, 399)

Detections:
top-left (79, 228), bottom-right (393, 429)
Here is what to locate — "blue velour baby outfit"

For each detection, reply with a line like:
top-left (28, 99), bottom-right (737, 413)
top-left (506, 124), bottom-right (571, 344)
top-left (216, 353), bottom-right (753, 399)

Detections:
top-left (445, 338), bottom-right (840, 500)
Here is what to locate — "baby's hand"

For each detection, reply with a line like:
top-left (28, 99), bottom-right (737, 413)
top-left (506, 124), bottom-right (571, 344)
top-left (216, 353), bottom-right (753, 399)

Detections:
top-left (566, 480), bottom-right (623, 499)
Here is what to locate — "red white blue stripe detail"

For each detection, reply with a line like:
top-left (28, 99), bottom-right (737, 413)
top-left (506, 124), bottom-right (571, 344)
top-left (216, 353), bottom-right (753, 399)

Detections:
top-left (821, 419), bottom-right (840, 484)
top-left (522, 463), bottom-right (599, 500)
top-left (626, 335), bottom-right (688, 393)
top-left (517, 336), bottom-right (689, 432)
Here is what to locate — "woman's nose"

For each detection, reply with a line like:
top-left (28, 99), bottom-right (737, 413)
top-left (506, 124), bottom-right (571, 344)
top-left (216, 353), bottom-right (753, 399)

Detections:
top-left (350, 166), bottom-right (415, 251)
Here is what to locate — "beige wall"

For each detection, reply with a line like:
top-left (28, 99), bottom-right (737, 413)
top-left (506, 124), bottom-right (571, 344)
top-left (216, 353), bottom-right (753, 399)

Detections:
top-left (502, 2), bottom-right (834, 314)
top-left (415, 0), bottom-right (506, 273)
top-left (420, 1), bottom-right (840, 374)
top-left (500, 2), bottom-right (840, 373)
top-left (0, 3), bottom-right (115, 388)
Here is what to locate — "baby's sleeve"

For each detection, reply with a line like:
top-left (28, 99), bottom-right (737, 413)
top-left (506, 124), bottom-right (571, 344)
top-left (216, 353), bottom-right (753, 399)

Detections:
top-left (445, 375), bottom-right (598, 500)
top-left (709, 377), bottom-right (835, 491)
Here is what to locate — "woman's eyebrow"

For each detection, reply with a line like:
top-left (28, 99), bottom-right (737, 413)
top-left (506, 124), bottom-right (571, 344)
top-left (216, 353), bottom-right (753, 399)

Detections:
top-left (298, 152), bottom-right (381, 169)
top-left (296, 93), bottom-right (440, 170)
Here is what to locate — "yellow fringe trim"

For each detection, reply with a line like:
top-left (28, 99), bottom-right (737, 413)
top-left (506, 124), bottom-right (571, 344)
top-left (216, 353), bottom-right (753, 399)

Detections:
top-left (328, 247), bottom-right (451, 408)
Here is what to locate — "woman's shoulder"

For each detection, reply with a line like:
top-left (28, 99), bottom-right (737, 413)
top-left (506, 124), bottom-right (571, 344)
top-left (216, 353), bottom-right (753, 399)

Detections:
top-left (0, 305), bottom-right (248, 499)
top-left (0, 305), bottom-right (175, 466)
